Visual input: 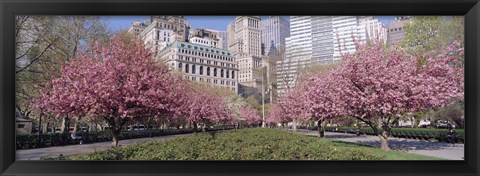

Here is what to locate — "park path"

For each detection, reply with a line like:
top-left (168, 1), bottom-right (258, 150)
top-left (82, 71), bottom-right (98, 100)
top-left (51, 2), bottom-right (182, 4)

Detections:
top-left (296, 129), bottom-right (464, 160)
top-left (16, 133), bottom-right (192, 160)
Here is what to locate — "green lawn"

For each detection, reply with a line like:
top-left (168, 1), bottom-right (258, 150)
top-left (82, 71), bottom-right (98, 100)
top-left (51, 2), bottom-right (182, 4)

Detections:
top-left (47, 128), bottom-right (441, 160)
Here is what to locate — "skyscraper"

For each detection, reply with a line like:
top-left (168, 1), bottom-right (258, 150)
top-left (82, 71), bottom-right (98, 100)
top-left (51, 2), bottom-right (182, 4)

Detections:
top-left (228, 16), bottom-right (263, 89)
top-left (277, 16), bottom-right (370, 94)
top-left (359, 16), bottom-right (388, 43)
top-left (332, 16), bottom-right (367, 60)
top-left (311, 16), bottom-right (334, 63)
top-left (260, 16), bottom-right (290, 55)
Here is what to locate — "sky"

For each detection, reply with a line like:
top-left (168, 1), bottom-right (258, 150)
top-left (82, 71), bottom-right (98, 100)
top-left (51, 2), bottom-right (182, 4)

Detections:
top-left (105, 16), bottom-right (395, 32)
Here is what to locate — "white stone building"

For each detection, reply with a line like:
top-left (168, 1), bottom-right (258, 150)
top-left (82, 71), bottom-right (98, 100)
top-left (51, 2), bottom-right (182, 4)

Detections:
top-left (128, 16), bottom-right (190, 56)
top-left (158, 41), bottom-right (238, 93)
top-left (188, 28), bottom-right (223, 49)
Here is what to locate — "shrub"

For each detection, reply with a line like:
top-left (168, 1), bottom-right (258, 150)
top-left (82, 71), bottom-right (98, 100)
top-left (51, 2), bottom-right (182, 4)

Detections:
top-left (60, 128), bottom-right (385, 160)
top-left (16, 127), bottom-right (234, 150)
top-left (322, 127), bottom-right (464, 143)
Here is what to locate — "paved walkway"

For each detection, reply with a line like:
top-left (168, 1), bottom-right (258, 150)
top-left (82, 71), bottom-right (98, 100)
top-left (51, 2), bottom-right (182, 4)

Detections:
top-left (16, 133), bottom-right (192, 160)
top-left (296, 129), bottom-right (464, 160)
top-left (17, 129), bottom-right (464, 160)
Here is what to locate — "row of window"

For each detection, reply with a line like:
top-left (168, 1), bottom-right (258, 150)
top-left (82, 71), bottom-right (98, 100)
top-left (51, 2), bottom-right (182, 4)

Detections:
top-left (179, 63), bottom-right (235, 79)
top-left (178, 55), bottom-right (235, 69)
top-left (184, 76), bottom-right (237, 89)
top-left (178, 48), bottom-right (233, 62)
top-left (388, 27), bottom-right (403, 32)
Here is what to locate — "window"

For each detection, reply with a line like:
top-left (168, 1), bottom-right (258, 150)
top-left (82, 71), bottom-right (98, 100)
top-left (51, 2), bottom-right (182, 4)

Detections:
top-left (185, 64), bottom-right (189, 73)
top-left (200, 66), bottom-right (203, 75)
top-left (207, 67), bottom-right (210, 76)
top-left (214, 68), bottom-right (217, 77)
top-left (17, 124), bottom-right (25, 128)
top-left (221, 69), bottom-right (224, 78)
top-left (226, 70), bottom-right (229, 78)
top-left (192, 65), bottom-right (196, 74)
top-left (178, 63), bottom-right (182, 69)
top-left (232, 71), bottom-right (235, 79)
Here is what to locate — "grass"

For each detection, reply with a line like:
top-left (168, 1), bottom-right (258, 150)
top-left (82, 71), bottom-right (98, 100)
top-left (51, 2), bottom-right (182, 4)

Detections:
top-left (313, 137), bottom-right (441, 160)
top-left (45, 128), bottom-right (442, 160)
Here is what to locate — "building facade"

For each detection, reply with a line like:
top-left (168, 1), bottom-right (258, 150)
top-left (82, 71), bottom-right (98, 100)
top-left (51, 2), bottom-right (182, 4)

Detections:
top-left (332, 16), bottom-right (367, 60)
top-left (128, 16), bottom-right (190, 56)
top-left (311, 16), bottom-right (334, 63)
top-left (277, 16), bottom-right (373, 94)
top-left (158, 41), bottom-right (239, 93)
top-left (228, 16), bottom-right (263, 90)
top-left (127, 21), bottom-right (148, 36)
top-left (359, 16), bottom-right (388, 43)
top-left (386, 16), bottom-right (411, 45)
top-left (260, 16), bottom-right (290, 55)
top-left (188, 28), bottom-right (223, 49)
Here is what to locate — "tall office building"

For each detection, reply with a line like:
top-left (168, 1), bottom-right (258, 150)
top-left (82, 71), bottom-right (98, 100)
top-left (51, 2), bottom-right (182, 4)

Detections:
top-left (386, 16), bottom-right (411, 45)
top-left (228, 16), bottom-right (263, 89)
top-left (311, 16), bottom-right (334, 63)
top-left (278, 16), bottom-right (336, 94)
top-left (218, 30), bottom-right (228, 50)
top-left (359, 16), bottom-right (388, 43)
top-left (332, 16), bottom-right (367, 60)
top-left (277, 16), bottom-right (371, 94)
top-left (260, 16), bottom-right (290, 55)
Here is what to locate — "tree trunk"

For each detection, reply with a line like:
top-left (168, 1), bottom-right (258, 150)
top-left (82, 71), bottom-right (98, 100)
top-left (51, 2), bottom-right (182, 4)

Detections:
top-left (73, 122), bottom-right (78, 133)
top-left (42, 122), bottom-right (49, 134)
top-left (111, 129), bottom-right (121, 147)
top-left (379, 130), bottom-right (390, 151)
top-left (317, 119), bottom-right (324, 138)
top-left (292, 119), bottom-right (297, 132)
top-left (61, 115), bottom-right (70, 133)
top-left (193, 122), bottom-right (198, 133)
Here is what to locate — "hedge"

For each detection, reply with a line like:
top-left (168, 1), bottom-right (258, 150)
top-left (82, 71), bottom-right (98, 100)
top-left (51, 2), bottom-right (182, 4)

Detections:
top-left (46, 128), bottom-right (385, 160)
top-left (16, 127), bottom-right (235, 150)
top-left (312, 127), bottom-right (465, 143)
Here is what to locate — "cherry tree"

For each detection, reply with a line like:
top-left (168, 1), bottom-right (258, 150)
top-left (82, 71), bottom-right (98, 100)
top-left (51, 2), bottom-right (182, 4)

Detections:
top-left (301, 72), bottom-right (348, 137)
top-left (278, 85), bottom-right (312, 131)
top-left (265, 104), bottom-right (290, 128)
top-left (239, 105), bottom-right (261, 127)
top-left (183, 88), bottom-right (233, 132)
top-left (33, 36), bottom-right (184, 147)
top-left (333, 40), bottom-right (464, 150)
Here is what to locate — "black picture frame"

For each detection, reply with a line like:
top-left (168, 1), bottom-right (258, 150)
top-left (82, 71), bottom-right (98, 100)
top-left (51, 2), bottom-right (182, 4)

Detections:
top-left (1, 0), bottom-right (479, 175)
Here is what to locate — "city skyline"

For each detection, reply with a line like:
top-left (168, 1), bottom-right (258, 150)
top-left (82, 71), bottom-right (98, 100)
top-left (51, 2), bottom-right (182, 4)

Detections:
top-left (105, 16), bottom-right (395, 32)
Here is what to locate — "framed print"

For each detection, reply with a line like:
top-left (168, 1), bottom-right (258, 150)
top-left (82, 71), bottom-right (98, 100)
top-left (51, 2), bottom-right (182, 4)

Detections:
top-left (1, 0), bottom-right (479, 176)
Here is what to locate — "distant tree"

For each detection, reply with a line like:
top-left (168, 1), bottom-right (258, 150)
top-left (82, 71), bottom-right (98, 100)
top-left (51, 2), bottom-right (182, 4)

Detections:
top-left (401, 16), bottom-right (464, 56)
top-left (240, 105), bottom-right (262, 127)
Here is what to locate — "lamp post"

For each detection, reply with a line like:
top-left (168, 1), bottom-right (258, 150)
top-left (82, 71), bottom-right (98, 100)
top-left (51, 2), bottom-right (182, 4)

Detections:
top-left (261, 69), bottom-right (266, 128)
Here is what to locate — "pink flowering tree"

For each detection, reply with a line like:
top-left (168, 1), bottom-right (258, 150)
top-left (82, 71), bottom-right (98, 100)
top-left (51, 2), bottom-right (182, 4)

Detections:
top-left (33, 36), bottom-right (185, 147)
top-left (301, 72), bottom-right (348, 137)
top-left (239, 105), bottom-right (262, 127)
top-left (278, 85), bottom-right (312, 131)
top-left (183, 88), bottom-right (233, 132)
top-left (334, 40), bottom-right (464, 150)
top-left (265, 104), bottom-right (290, 128)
